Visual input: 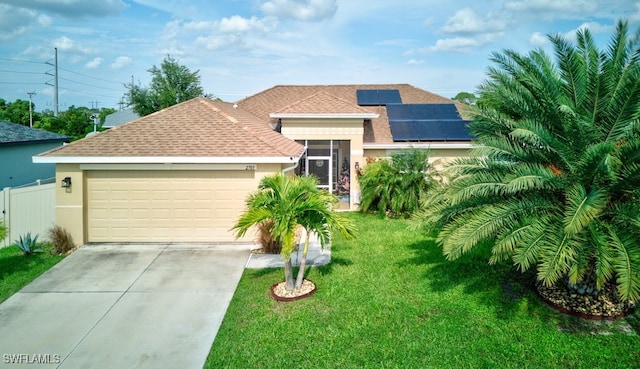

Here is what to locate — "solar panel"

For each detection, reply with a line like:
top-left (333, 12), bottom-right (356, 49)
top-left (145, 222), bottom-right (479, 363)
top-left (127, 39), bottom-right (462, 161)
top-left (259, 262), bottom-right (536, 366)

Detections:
top-left (386, 104), bottom-right (413, 120)
top-left (356, 90), bottom-right (379, 106)
top-left (410, 104), bottom-right (460, 120)
top-left (389, 121), bottom-right (418, 141)
top-left (413, 120), bottom-right (475, 141)
top-left (377, 89), bottom-right (402, 105)
top-left (416, 121), bottom-right (445, 141)
top-left (443, 120), bottom-right (475, 140)
top-left (356, 89), bottom-right (402, 106)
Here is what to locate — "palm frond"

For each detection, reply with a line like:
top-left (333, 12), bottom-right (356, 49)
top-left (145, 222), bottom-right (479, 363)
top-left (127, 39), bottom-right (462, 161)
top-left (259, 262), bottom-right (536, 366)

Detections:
top-left (563, 184), bottom-right (608, 237)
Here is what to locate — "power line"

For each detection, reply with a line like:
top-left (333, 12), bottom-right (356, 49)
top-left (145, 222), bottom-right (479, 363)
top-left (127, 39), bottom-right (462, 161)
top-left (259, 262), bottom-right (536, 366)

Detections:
top-left (58, 66), bottom-right (123, 85)
top-left (0, 57), bottom-right (46, 65)
top-left (0, 81), bottom-right (42, 85)
top-left (58, 76), bottom-right (124, 92)
top-left (0, 69), bottom-right (45, 75)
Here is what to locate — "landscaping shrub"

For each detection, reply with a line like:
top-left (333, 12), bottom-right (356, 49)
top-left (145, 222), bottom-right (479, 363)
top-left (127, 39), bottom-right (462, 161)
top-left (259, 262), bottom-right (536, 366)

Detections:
top-left (359, 148), bottom-right (432, 217)
top-left (46, 225), bottom-right (75, 255)
top-left (0, 220), bottom-right (6, 241)
top-left (15, 232), bottom-right (42, 255)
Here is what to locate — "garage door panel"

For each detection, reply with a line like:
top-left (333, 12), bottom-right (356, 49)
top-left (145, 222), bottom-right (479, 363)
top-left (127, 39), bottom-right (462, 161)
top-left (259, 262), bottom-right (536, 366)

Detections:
top-left (87, 170), bottom-right (256, 242)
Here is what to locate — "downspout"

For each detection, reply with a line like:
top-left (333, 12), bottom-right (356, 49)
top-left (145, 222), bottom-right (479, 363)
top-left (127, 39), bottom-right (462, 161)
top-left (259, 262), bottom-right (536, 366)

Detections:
top-left (282, 146), bottom-right (307, 173)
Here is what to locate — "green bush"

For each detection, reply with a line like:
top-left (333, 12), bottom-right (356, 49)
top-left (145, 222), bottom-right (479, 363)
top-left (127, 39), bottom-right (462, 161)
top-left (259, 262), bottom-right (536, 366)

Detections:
top-left (359, 148), bottom-right (432, 217)
top-left (0, 220), bottom-right (6, 241)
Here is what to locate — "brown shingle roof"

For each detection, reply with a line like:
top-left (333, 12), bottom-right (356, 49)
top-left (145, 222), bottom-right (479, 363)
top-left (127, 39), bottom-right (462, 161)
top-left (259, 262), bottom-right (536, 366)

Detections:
top-left (38, 98), bottom-right (304, 161)
top-left (273, 91), bottom-right (377, 116)
top-left (236, 84), bottom-right (459, 144)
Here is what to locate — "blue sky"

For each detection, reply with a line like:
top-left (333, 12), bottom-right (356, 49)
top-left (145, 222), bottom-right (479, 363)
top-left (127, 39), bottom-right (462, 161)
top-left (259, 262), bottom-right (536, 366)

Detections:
top-left (0, 0), bottom-right (638, 112)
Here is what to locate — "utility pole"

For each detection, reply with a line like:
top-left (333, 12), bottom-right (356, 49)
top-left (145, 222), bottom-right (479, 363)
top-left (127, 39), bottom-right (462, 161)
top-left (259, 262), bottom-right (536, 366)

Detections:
top-left (54, 47), bottom-right (59, 117)
top-left (27, 91), bottom-right (36, 127)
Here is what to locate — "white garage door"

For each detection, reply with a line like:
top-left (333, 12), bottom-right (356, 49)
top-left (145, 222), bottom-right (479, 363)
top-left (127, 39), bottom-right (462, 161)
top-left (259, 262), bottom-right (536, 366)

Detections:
top-left (87, 170), bottom-right (256, 242)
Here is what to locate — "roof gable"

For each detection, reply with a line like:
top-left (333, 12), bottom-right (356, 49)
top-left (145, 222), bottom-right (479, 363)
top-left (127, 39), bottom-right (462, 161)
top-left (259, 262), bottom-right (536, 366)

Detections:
top-left (236, 84), bottom-right (463, 145)
top-left (0, 120), bottom-right (69, 145)
top-left (37, 98), bottom-right (304, 162)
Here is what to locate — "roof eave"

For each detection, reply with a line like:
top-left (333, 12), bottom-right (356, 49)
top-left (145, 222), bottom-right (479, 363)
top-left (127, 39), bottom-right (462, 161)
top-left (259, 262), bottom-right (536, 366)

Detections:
top-left (33, 155), bottom-right (302, 164)
top-left (269, 113), bottom-right (379, 119)
top-left (364, 143), bottom-right (476, 150)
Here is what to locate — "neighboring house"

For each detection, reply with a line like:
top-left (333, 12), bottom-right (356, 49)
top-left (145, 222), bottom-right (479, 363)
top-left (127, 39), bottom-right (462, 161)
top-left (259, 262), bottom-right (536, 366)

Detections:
top-left (34, 84), bottom-right (474, 244)
top-left (0, 121), bottom-right (69, 189)
top-left (102, 108), bottom-right (139, 129)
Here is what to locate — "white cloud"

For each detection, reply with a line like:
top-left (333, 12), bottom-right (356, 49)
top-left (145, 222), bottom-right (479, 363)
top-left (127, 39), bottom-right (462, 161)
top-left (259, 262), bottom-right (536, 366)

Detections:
top-left (53, 36), bottom-right (75, 50)
top-left (85, 57), bottom-right (103, 69)
top-left (2, 0), bottom-right (126, 18)
top-left (111, 56), bottom-right (132, 69)
top-left (427, 34), bottom-right (499, 53)
top-left (195, 33), bottom-right (256, 52)
top-left (183, 21), bottom-right (216, 32)
top-left (407, 59), bottom-right (424, 65)
top-left (261, 0), bottom-right (337, 21)
top-left (441, 7), bottom-right (506, 34)
top-left (0, 4), bottom-right (39, 40)
top-left (529, 32), bottom-right (548, 46)
top-left (219, 15), bottom-right (275, 33)
top-left (560, 22), bottom-right (613, 41)
top-left (504, 0), bottom-right (598, 18)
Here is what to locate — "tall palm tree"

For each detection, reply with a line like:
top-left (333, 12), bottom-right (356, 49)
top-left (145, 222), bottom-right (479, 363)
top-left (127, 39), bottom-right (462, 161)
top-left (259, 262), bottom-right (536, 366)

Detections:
top-left (416, 20), bottom-right (640, 303)
top-left (233, 173), bottom-right (356, 291)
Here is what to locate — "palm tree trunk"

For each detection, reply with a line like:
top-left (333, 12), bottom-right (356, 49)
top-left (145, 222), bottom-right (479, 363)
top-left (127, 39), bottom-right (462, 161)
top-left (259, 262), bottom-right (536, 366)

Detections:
top-left (295, 229), bottom-right (312, 289)
top-left (284, 258), bottom-right (295, 291)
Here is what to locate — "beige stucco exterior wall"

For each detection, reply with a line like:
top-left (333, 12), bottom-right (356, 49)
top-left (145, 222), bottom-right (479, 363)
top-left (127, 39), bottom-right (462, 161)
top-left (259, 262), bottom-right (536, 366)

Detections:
top-left (281, 118), bottom-right (364, 208)
top-left (363, 147), bottom-right (473, 172)
top-left (55, 163), bottom-right (85, 246)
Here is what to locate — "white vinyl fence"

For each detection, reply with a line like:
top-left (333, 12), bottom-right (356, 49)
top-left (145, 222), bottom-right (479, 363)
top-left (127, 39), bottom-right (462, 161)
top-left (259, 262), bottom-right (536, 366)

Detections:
top-left (1, 182), bottom-right (56, 247)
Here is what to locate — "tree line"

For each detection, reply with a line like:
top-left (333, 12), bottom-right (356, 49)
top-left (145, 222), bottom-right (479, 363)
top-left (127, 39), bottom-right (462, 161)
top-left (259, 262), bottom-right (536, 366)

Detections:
top-left (2, 55), bottom-right (209, 141)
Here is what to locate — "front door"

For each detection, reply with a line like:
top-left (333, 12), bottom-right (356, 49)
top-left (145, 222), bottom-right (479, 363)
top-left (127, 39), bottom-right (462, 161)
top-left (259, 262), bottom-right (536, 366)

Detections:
top-left (308, 158), bottom-right (330, 190)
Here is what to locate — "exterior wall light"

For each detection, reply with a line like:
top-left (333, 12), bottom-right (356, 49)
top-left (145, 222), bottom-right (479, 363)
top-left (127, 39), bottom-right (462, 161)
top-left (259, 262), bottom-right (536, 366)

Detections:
top-left (355, 162), bottom-right (360, 171)
top-left (61, 177), bottom-right (72, 188)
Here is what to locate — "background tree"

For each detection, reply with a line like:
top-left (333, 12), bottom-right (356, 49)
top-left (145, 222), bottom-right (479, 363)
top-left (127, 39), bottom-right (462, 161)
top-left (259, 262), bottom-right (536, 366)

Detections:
top-left (0, 99), bottom-right (32, 125)
top-left (359, 148), bottom-right (432, 217)
top-left (451, 91), bottom-right (477, 105)
top-left (415, 21), bottom-right (640, 303)
top-left (124, 55), bottom-right (209, 116)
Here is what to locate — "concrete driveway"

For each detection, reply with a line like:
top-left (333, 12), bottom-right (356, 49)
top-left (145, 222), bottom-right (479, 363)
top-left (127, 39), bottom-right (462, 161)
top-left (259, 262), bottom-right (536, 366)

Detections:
top-left (0, 243), bottom-right (250, 369)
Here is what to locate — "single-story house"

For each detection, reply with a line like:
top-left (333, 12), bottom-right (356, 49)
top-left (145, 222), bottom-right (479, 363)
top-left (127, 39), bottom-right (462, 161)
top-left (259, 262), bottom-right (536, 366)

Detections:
top-left (34, 84), bottom-right (474, 244)
top-left (1, 121), bottom-right (69, 189)
top-left (103, 108), bottom-right (140, 129)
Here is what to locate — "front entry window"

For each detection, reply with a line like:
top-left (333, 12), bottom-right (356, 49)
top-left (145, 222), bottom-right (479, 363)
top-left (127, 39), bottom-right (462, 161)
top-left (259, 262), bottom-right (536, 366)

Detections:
top-left (296, 140), bottom-right (350, 209)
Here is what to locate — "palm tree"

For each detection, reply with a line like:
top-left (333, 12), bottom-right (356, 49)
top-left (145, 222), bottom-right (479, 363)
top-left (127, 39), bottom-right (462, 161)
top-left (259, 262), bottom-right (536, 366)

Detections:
top-left (233, 173), bottom-right (356, 291)
top-left (415, 20), bottom-right (640, 303)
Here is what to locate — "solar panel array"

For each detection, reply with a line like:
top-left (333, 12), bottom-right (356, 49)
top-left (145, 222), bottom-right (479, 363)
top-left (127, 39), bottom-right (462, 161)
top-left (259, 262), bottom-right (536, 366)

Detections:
top-left (386, 104), bottom-right (474, 142)
top-left (356, 89), bottom-right (402, 106)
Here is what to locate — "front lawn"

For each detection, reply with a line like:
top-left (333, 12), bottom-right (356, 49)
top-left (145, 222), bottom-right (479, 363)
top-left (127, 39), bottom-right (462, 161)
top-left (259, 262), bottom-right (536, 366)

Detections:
top-left (207, 213), bottom-right (639, 368)
top-left (0, 245), bottom-right (65, 303)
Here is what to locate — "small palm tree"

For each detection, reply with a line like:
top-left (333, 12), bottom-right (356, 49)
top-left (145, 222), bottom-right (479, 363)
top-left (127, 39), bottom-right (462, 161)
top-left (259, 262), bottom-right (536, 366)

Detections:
top-left (416, 20), bottom-right (640, 303)
top-left (233, 173), bottom-right (356, 291)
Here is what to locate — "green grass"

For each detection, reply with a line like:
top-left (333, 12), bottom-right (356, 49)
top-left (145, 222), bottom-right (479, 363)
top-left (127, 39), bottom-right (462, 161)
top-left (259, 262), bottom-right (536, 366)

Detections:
top-left (207, 213), bottom-right (640, 368)
top-left (0, 244), bottom-right (65, 303)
